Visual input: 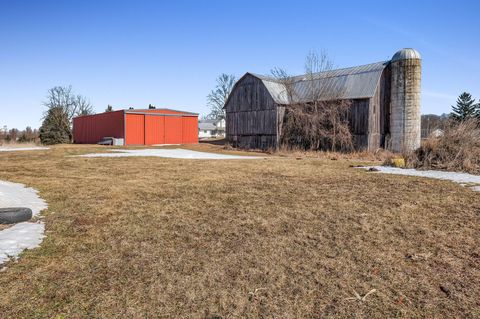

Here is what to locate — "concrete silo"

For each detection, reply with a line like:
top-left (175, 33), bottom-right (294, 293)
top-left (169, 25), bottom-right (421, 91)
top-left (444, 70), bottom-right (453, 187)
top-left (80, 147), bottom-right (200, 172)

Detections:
top-left (390, 48), bottom-right (421, 153)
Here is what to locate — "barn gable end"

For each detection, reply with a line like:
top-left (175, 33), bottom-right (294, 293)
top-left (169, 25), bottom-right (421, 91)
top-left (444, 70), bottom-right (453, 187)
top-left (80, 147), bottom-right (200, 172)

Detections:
top-left (225, 73), bottom-right (279, 149)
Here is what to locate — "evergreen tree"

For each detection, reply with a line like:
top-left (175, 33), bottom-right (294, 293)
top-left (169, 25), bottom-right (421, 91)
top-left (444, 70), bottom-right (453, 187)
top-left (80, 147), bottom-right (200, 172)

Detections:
top-left (451, 92), bottom-right (476, 121)
top-left (105, 105), bottom-right (113, 112)
top-left (39, 107), bottom-right (71, 145)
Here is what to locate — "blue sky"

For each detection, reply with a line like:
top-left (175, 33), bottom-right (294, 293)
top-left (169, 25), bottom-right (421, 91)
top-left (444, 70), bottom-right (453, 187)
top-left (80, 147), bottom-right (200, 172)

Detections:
top-left (1, 0), bottom-right (479, 129)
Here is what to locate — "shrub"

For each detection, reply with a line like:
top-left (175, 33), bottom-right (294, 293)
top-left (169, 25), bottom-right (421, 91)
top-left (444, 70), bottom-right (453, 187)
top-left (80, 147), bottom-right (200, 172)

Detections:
top-left (408, 119), bottom-right (480, 174)
top-left (280, 100), bottom-right (354, 152)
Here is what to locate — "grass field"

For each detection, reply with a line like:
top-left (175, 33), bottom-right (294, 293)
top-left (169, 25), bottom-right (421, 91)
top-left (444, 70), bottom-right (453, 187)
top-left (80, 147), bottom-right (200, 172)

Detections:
top-left (0, 144), bottom-right (479, 318)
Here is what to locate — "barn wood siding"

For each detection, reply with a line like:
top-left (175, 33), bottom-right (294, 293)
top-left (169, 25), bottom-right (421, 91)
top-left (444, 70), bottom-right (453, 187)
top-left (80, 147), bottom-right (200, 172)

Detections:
top-left (368, 91), bottom-right (381, 150)
top-left (380, 66), bottom-right (391, 144)
top-left (225, 74), bottom-right (278, 149)
top-left (348, 99), bottom-right (369, 150)
top-left (368, 66), bottom-right (391, 150)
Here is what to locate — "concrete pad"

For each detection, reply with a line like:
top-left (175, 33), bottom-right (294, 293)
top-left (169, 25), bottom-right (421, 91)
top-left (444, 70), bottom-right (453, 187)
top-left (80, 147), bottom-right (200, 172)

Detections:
top-left (77, 148), bottom-right (261, 160)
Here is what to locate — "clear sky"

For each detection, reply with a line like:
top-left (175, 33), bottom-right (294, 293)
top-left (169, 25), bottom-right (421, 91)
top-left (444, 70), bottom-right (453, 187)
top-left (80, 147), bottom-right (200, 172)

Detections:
top-left (1, 0), bottom-right (479, 129)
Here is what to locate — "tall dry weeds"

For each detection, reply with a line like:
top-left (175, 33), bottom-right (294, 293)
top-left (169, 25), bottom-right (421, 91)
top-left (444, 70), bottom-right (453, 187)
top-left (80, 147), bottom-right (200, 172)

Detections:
top-left (408, 118), bottom-right (480, 174)
top-left (280, 100), bottom-right (354, 152)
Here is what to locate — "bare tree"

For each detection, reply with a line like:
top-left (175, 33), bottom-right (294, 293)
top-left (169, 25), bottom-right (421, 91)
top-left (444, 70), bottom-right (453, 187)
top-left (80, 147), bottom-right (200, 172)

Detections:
top-left (0, 126), bottom-right (7, 144)
top-left (41, 85), bottom-right (94, 144)
top-left (270, 67), bottom-right (296, 103)
top-left (8, 128), bottom-right (19, 142)
top-left (18, 126), bottom-right (38, 143)
top-left (75, 94), bottom-right (94, 116)
top-left (207, 74), bottom-right (236, 120)
top-left (304, 49), bottom-right (334, 104)
top-left (272, 50), bottom-right (354, 152)
top-left (44, 85), bottom-right (94, 120)
top-left (44, 86), bottom-right (76, 121)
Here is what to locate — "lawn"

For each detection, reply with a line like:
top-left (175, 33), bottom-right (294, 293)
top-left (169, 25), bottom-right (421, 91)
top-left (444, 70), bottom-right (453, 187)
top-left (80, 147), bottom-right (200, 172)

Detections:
top-left (0, 145), bottom-right (479, 318)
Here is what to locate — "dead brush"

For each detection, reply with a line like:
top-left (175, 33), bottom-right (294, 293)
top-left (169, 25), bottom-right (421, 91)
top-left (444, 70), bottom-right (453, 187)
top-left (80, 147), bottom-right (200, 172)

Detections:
top-left (276, 146), bottom-right (394, 162)
top-left (345, 289), bottom-right (377, 302)
top-left (248, 288), bottom-right (267, 301)
top-left (408, 119), bottom-right (480, 174)
top-left (405, 252), bottom-right (432, 262)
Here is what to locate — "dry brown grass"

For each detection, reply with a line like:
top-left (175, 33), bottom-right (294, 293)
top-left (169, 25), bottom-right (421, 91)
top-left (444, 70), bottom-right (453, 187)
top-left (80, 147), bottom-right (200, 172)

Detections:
top-left (409, 119), bottom-right (480, 174)
top-left (0, 142), bottom-right (41, 148)
top-left (275, 147), bottom-right (395, 163)
top-left (203, 139), bottom-right (394, 163)
top-left (0, 144), bottom-right (479, 318)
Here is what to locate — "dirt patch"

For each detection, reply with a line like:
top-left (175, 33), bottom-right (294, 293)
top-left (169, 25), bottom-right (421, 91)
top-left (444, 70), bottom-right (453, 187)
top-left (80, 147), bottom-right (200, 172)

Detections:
top-left (0, 224), bottom-right (12, 231)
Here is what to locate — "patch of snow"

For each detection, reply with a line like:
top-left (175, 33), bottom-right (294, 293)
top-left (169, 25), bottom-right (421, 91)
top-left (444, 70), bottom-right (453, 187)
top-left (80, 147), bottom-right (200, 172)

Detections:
top-left (77, 148), bottom-right (261, 160)
top-left (0, 181), bottom-right (48, 216)
top-left (0, 147), bottom-right (49, 152)
top-left (0, 222), bottom-right (45, 264)
top-left (0, 180), bottom-right (48, 264)
top-left (362, 166), bottom-right (480, 192)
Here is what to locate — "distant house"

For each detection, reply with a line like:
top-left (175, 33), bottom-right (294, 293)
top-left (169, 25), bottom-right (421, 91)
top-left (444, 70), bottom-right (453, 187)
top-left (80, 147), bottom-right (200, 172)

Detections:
top-left (429, 129), bottom-right (444, 138)
top-left (198, 119), bottom-right (225, 139)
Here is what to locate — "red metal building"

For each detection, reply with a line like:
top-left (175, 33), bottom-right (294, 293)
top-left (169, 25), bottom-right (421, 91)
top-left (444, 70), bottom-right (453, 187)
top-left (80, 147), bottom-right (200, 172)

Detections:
top-left (73, 109), bottom-right (198, 145)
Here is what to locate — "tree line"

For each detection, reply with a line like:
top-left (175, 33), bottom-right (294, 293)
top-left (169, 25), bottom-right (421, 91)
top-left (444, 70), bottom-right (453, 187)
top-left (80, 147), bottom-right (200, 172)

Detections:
top-left (0, 126), bottom-right (39, 144)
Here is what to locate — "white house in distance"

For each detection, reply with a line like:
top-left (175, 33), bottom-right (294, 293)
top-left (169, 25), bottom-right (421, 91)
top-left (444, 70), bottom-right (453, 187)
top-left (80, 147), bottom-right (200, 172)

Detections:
top-left (198, 119), bottom-right (225, 139)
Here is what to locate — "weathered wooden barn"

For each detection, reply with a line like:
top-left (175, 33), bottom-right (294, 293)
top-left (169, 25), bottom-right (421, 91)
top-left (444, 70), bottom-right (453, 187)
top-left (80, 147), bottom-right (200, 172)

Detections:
top-left (225, 49), bottom-right (421, 152)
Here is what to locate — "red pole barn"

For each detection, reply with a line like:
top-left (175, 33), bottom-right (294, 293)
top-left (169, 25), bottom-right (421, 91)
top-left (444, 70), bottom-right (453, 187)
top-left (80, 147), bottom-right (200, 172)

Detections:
top-left (73, 109), bottom-right (198, 145)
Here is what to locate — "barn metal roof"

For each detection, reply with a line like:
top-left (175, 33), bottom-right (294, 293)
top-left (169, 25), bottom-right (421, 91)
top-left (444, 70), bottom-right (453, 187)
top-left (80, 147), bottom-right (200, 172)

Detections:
top-left (250, 61), bottom-right (389, 104)
top-left (199, 119), bottom-right (225, 131)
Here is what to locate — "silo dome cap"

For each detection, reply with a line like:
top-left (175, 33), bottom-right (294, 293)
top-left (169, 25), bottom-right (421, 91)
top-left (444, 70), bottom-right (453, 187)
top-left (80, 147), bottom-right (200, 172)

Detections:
top-left (391, 48), bottom-right (421, 61)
